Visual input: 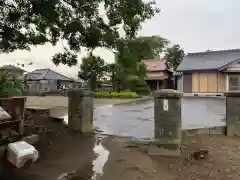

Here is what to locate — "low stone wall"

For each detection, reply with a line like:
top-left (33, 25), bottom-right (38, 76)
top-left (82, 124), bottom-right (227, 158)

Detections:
top-left (0, 97), bottom-right (25, 136)
top-left (182, 126), bottom-right (226, 137)
top-left (24, 107), bottom-right (50, 134)
top-left (184, 93), bottom-right (225, 98)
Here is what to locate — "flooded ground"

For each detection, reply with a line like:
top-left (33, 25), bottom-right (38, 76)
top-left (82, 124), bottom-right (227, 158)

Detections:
top-left (0, 123), bottom-right (110, 180)
top-left (0, 96), bottom-right (228, 180)
top-left (94, 97), bottom-right (226, 139)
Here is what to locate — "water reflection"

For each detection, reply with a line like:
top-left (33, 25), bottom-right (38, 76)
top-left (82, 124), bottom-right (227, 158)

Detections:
top-left (57, 135), bottom-right (109, 180)
top-left (92, 138), bottom-right (109, 179)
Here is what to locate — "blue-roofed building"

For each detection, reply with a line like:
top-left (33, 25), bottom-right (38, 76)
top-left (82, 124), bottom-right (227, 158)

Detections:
top-left (24, 68), bottom-right (81, 94)
top-left (176, 49), bottom-right (240, 93)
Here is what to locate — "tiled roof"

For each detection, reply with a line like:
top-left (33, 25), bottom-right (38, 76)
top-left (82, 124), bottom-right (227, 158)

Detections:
top-left (143, 59), bottom-right (168, 72)
top-left (177, 49), bottom-right (240, 71)
top-left (25, 68), bottom-right (73, 81)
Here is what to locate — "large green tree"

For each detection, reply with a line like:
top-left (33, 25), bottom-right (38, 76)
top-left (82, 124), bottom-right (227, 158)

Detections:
top-left (164, 44), bottom-right (185, 70)
top-left (114, 36), bottom-right (168, 82)
top-left (0, 0), bottom-right (159, 66)
top-left (106, 62), bottom-right (127, 92)
top-left (104, 36), bottom-right (167, 91)
top-left (116, 36), bottom-right (168, 71)
top-left (78, 54), bottom-right (106, 90)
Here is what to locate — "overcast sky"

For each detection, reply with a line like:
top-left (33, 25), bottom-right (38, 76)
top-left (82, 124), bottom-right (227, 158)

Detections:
top-left (1, 0), bottom-right (240, 78)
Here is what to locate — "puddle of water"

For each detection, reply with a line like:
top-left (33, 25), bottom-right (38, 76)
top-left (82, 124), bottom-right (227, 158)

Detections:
top-left (57, 135), bottom-right (109, 180)
top-left (62, 115), bottom-right (68, 125)
top-left (92, 141), bottom-right (109, 179)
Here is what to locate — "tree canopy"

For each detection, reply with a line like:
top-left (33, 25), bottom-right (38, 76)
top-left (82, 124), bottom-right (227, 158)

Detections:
top-left (164, 44), bottom-right (185, 70)
top-left (78, 53), bottom-right (106, 90)
top-left (116, 36), bottom-right (168, 75)
top-left (103, 35), bottom-right (167, 91)
top-left (0, 0), bottom-right (159, 66)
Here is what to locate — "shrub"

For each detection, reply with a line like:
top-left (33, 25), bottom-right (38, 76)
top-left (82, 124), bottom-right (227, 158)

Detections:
top-left (127, 77), bottom-right (150, 95)
top-left (94, 91), bottom-right (141, 98)
top-left (0, 73), bottom-right (24, 97)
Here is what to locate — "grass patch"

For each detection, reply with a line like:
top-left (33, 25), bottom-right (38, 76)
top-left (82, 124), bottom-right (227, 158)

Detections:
top-left (94, 91), bottom-right (141, 99)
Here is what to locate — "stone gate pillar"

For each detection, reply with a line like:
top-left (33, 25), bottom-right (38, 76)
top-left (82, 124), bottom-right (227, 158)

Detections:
top-left (225, 92), bottom-right (240, 136)
top-left (12, 97), bottom-right (26, 136)
top-left (153, 89), bottom-right (183, 150)
top-left (68, 89), bottom-right (93, 134)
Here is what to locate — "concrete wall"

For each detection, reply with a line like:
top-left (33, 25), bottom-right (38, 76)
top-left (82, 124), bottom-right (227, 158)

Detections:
top-left (177, 76), bottom-right (183, 92)
top-left (28, 80), bottom-right (74, 93)
top-left (0, 97), bottom-right (25, 135)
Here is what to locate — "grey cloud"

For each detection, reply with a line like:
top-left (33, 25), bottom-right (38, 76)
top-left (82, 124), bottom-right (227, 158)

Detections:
top-left (141, 0), bottom-right (240, 53)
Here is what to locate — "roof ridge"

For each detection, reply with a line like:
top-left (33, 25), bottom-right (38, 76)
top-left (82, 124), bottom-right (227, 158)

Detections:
top-left (188, 48), bottom-right (240, 56)
top-left (42, 68), bottom-right (50, 79)
top-left (44, 68), bottom-right (72, 81)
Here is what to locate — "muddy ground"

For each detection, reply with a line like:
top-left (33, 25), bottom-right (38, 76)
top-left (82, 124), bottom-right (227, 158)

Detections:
top-left (103, 135), bottom-right (240, 180)
top-left (1, 118), bottom-right (240, 180)
top-left (0, 96), bottom-right (239, 180)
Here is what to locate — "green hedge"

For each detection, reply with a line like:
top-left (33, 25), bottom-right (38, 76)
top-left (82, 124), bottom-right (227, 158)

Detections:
top-left (94, 91), bottom-right (141, 98)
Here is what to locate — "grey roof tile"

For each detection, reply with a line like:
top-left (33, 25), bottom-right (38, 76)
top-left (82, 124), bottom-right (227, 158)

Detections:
top-left (177, 49), bottom-right (240, 71)
top-left (25, 68), bottom-right (73, 81)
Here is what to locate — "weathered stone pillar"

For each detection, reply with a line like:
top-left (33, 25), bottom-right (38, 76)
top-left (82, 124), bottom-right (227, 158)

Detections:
top-left (68, 89), bottom-right (93, 133)
top-left (153, 89), bottom-right (183, 150)
top-left (12, 97), bottom-right (26, 136)
top-left (225, 92), bottom-right (240, 136)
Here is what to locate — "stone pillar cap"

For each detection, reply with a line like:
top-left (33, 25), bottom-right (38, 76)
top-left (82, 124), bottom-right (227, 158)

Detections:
top-left (153, 89), bottom-right (183, 98)
top-left (68, 89), bottom-right (93, 97)
top-left (225, 91), bottom-right (240, 97)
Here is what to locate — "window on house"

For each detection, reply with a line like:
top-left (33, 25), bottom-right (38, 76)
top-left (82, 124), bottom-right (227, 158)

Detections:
top-left (229, 75), bottom-right (240, 91)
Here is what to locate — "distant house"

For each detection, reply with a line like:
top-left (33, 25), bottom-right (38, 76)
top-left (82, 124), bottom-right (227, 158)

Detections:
top-left (0, 65), bottom-right (25, 78)
top-left (143, 59), bottom-right (173, 91)
top-left (177, 49), bottom-right (240, 93)
top-left (24, 68), bottom-right (80, 93)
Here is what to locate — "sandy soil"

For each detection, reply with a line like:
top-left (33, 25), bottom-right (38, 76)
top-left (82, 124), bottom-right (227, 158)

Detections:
top-left (102, 135), bottom-right (240, 180)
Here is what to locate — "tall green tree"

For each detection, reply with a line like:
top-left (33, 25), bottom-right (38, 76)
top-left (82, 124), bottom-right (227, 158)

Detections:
top-left (78, 54), bottom-right (106, 91)
top-left (0, 0), bottom-right (159, 66)
top-left (106, 63), bottom-right (127, 92)
top-left (116, 36), bottom-right (168, 68)
top-left (164, 44), bottom-right (185, 70)
top-left (116, 36), bottom-right (168, 73)
top-left (114, 36), bottom-right (168, 83)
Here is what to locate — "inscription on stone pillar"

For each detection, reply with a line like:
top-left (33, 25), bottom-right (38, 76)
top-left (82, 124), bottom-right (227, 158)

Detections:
top-left (68, 89), bottom-right (93, 133)
top-left (153, 89), bottom-right (183, 150)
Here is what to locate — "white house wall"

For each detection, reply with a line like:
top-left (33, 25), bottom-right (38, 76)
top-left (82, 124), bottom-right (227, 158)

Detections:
top-left (226, 61), bottom-right (240, 71)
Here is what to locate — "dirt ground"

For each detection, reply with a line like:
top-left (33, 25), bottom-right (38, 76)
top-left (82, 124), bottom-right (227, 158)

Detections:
top-left (103, 135), bottom-right (240, 180)
top-left (0, 119), bottom-right (96, 180)
top-left (1, 117), bottom-right (240, 180)
top-left (1, 96), bottom-right (239, 180)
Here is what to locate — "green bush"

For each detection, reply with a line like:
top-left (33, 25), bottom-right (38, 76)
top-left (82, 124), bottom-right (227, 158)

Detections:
top-left (0, 73), bottom-right (24, 97)
top-left (127, 77), bottom-right (150, 95)
top-left (94, 91), bottom-right (141, 98)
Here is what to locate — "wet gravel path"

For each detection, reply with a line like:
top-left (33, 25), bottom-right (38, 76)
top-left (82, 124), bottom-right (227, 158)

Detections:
top-left (94, 97), bottom-right (226, 139)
